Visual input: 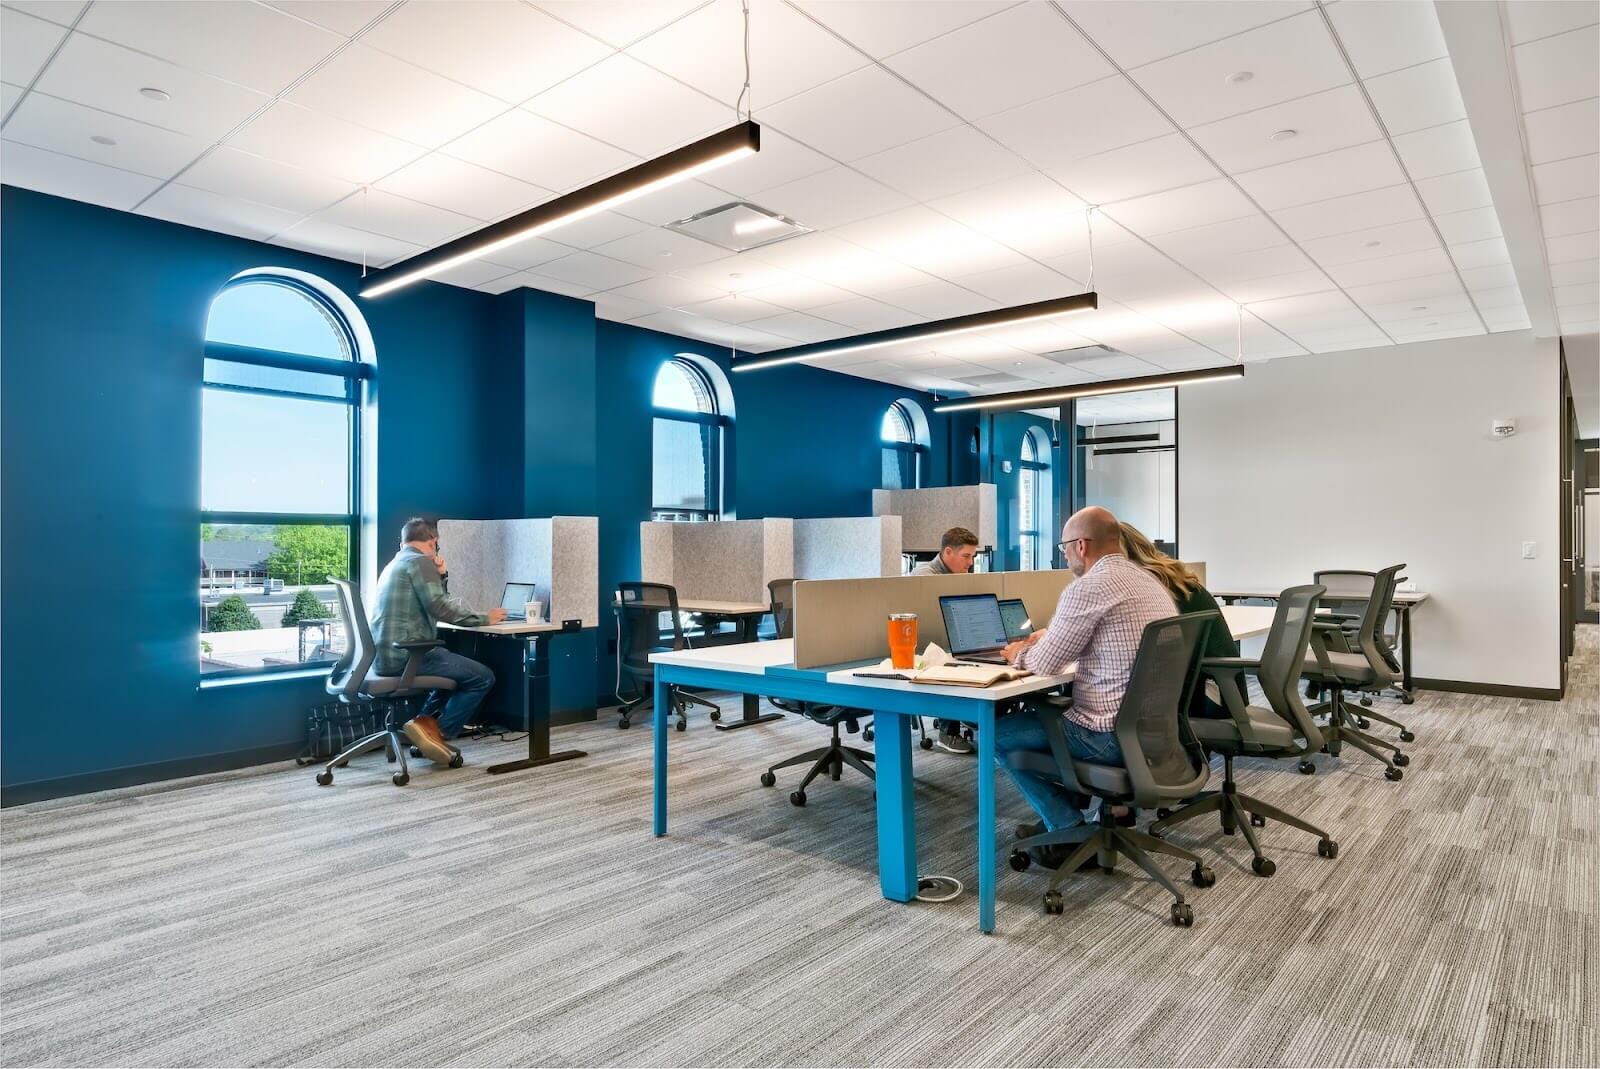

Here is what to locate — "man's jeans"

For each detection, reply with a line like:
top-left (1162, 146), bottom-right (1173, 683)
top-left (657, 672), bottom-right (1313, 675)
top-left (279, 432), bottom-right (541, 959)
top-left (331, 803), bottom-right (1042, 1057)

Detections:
top-left (412, 648), bottom-right (495, 737)
top-left (993, 709), bottom-right (1125, 831)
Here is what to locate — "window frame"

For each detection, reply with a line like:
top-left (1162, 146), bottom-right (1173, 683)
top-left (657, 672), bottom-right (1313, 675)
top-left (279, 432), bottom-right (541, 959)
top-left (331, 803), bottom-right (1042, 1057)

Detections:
top-left (1017, 427), bottom-right (1051, 571)
top-left (650, 357), bottom-right (729, 522)
top-left (880, 400), bottom-right (927, 490)
top-left (200, 278), bottom-right (369, 681)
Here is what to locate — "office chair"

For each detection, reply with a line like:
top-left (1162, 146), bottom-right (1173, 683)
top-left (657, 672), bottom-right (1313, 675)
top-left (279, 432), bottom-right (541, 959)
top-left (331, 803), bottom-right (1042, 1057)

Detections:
top-left (1010, 611), bottom-right (1219, 927)
top-left (316, 578), bottom-right (462, 788)
top-left (1148, 585), bottom-right (1340, 876)
top-left (1300, 565), bottom-right (1409, 780)
top-left (615, 581), bottom-right (720, 731)
top-left (758, 579), bottom-right (875, 806)
top-left (1317, 566), bottom-right (1417, 738)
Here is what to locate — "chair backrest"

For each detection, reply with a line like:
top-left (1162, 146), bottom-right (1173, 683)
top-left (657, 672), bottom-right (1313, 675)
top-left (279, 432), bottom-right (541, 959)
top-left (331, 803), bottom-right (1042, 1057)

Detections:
top-left (768, 578), bottom-right (795, 639)
top-left (328, 578), bottom-right (376, 702)
top-left (1313, 564), bottom-right (1402, 683)
top-left (1114, 610), bottom-right (1216, 805)
top-left (1255, 584), bottom-right (1326, 748)
top-left (616, 582), bottom-right (684, 682)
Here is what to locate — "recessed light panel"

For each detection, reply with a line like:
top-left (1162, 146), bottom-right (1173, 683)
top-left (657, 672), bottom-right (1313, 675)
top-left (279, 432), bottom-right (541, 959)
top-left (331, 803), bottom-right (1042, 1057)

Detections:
top-left (666, 201), bottom-right (812, 253)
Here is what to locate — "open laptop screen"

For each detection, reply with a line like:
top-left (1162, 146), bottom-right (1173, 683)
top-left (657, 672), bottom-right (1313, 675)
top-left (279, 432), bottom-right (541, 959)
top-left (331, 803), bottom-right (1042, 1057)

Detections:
top-left (939, 594), bottom-right (1009, 655)
top-left (500, 582), bottom-right (537, 617)
top-left (999, 598), bottom-right (1033, 641)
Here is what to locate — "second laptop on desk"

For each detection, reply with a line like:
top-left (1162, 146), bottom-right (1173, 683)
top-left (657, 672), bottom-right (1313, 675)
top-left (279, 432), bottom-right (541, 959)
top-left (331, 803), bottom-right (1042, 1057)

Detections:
top-left (940, 593), bottom-right (1033, 665)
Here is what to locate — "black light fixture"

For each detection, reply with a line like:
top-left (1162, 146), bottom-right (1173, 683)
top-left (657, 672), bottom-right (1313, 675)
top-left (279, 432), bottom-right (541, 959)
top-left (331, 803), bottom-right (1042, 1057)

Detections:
top-left (731, 291), bottom-right (1099, 372)
top-left (360, 121), bottom-right (762, 298)
top-left (932, 364), bottom-right (1244, 413)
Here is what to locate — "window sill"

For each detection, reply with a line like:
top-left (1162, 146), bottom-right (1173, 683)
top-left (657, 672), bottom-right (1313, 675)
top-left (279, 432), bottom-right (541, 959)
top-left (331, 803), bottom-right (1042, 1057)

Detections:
top-left (199, 667), bottom-right (328, 691)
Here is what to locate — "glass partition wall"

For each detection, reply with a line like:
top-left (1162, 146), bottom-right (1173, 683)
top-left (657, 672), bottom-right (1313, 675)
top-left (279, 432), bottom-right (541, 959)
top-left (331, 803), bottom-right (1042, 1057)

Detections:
top-left (1068, 387), bottom-right (1177, 562)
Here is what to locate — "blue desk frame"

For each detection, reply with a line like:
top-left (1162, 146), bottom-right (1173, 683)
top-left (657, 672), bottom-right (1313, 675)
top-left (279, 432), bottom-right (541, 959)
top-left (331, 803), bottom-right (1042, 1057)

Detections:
top-left (650, 661), bottom-right (1055, 933)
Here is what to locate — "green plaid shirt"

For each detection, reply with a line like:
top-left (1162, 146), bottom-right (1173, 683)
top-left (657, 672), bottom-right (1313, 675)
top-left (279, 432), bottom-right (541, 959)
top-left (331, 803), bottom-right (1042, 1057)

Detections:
top-left (370, 546), bottom-right (488, 675)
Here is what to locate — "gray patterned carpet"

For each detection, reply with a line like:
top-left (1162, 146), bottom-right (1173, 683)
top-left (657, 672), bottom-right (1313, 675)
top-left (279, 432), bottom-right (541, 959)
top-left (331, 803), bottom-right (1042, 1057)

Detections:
top-left (3, 629), bottom-right (1596, 1067)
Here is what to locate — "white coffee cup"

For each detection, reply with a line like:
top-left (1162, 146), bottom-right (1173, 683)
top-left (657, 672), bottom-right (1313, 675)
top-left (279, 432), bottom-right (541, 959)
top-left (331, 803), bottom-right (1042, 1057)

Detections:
top-left (525, 598), bottom-right (543, 622)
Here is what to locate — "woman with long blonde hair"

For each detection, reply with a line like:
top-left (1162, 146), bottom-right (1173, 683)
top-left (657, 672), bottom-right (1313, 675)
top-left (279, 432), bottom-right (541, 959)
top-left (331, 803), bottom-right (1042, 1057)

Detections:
top-left (1119, 522), bottom-right (1238, 720)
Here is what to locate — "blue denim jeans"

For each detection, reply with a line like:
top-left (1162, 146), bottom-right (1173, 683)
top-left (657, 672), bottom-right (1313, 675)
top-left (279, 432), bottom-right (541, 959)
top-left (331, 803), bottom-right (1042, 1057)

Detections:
top-left (993, 708), bottom-right (1126, 831)
top-left (413, 648), bottom-right (496, 738)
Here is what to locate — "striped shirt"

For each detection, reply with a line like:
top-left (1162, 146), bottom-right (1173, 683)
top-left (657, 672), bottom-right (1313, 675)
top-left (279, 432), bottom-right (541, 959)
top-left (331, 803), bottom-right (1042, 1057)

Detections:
top-left (1015, 554), bottom-right (1177, 732)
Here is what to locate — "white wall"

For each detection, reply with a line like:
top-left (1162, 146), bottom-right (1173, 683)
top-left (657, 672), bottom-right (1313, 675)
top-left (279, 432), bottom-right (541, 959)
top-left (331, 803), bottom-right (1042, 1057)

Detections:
top-left (1082, 420), bottom-right (1176, 542)
top-left (1180, 331), bottom-right (1561, 691)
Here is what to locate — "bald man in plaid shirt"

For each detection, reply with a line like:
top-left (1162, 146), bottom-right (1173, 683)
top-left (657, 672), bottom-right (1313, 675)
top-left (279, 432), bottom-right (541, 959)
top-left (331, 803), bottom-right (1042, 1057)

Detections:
top-left (998, 506), bottom-right (1177, 861)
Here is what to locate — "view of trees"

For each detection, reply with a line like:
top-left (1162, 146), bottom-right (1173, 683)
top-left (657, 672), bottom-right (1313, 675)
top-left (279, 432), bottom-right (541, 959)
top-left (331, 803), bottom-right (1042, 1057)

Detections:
top-left (281, 587), bottom-right (333, 627)
top-left (208, 595), bottom-right (261, 631)
top-left (265, 525), bottom-right (349, 584)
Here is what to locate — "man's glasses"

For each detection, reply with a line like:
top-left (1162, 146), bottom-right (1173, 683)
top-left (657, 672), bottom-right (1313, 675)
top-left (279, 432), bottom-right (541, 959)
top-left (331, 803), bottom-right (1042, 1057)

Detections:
top-left (1057, 538), bottom-right (1084, 560)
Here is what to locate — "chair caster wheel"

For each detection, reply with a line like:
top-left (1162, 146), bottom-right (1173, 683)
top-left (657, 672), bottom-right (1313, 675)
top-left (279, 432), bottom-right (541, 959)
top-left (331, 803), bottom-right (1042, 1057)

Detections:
top-left (1156, 807), bottom-right (1173, 820)
top-left (1298, 761), bottom-right (1316, 775)
top-left (789, 790), bottom-right (806, 807)
top-left (1249, 813), bottom-right (1266, 827)
top-left (919, 737), bottom-right (934, 750)
top-left (1359, 697), bottom-right (1372, 708)
top-left (449, 753), bottom-right (464, 769)
top-left (315, 771), bottom-right (333, 786)
top-left (392, 772), bottom-right (409, 786)
top-left (1222, 823), bottom-right (1236, 836)
top-left (1318, 838), bottom-right (1339, 859)
top-left (1400, 729), bottom-right (1415, 742)
top-left (1392, 752), bottom-right (1410, 767)
top-left (1010, 849), bottom-right (1032, 872)
top-left (862, 727), bottom-right (874, 742)
top-left (709, 709), bottom-right (721, 722)
top-left (617, 718), bottom-right (630, 729)
top-left (1400, 694), bottom-right (1415, 706)
top-left (1171, 902), bottom-right (1194, 927)
top-left (1251, 856), bottom-right (1276, 878)
top-left (675, 718), bottom-right (687, 733)
top-left (295, 755), bottom-right (313, 766)
top-left (1356, 717), bottom-right (1372, 728)
top-left (1319, 745), bottom-right (1330, 754)
top-left (1043, 891), bottom-right (1064, 915)
top-left (760, 771), bottom-right (776, 787)
top-left (409, 746), bottom-right (422, 759)
top-left (1384, 767), bottom-right (1403, 782)
top-left (1191, 865), bottom-right (1215, 888)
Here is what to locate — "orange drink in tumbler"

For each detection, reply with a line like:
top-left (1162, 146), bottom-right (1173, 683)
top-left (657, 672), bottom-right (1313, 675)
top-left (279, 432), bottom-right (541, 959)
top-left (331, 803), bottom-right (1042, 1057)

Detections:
top-left (887, 613), bottom-right (918, 670)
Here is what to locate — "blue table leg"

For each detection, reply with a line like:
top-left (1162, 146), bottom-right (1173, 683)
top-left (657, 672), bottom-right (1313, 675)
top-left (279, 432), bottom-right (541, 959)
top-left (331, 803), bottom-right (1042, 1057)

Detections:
top-left (976, 706), bottom-right (996, 934)
top-left (653, 672), bottom-right (670, 837)
top-left (874, 710), bottom-right (918, 902)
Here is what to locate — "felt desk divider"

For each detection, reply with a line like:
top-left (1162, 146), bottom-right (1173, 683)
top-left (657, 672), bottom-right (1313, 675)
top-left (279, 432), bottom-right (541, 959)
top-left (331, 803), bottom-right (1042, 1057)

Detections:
top-left (871, 484), bottom-right (998, 553)
top-left (639, 518), bottom-right (793, 605)
top-left (437, 516), bottom-right (599, 627)
top-left (792, 515), bottom-right (902, 579)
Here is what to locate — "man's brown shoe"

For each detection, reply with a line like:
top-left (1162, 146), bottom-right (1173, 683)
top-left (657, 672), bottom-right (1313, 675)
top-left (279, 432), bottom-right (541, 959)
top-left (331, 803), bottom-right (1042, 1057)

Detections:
top-left (403, 716), bottom-right (455, 765)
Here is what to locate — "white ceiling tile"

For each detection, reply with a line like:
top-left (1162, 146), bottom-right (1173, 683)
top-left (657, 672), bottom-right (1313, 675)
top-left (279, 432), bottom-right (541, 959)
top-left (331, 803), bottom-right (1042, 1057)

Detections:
top-left (1237, 141), bottom-right (1405, 210)
top-left (1302, 219), bottom-right (1440, 267)
top-left (886, 2), bottom-right (1111, 121)
top-left (757, 64), bottom-right (960, 163)
top-left (753, 165), bottom-right (913, 229)
top-left (540, 210), bottom-right (649, 249)
top-left (1384, 315), bottom-right (1484, 341)
top-left (532, 250), bottom-right (653, 290)
top-left (792, 0), bottom-right (1013, 59)
top-left (364, 1), bottom-right (612, 104)
top-left (740, 275), bottom-right (858, 310)
top-left (375, 153), bottom-right (547, 222)
top-left (747, 309), bottom-right (858, 344)
top-left (750, 234), bottom-right (931, 293)
top-left (510, 271), bottom-right (600, 299)
top-left (1197, 243), bottom-right (1318, 286)
top-left (1447, 235), bottom-right (1511, 268)
top-left (77, 0), bottom-right (341, 95)
top-left (2, 82), bottom-right (23, 113)
top-left (1532, 154), bottom-right (1599, 205)
top-left (1524, 98), bottom-right (1599, 166)
top-left (1, 8), bottom-right (66, 85)
top-left (698, 129), bottom-right (833, 198)
top-left (1360, 291), bottom-right (1473, 321)
top-left (1217, 268), bottom-right (1332, 303)
top-left (670, 256), bottom-right (805, 293)
top-left (1342, 271), bottom-right (1465, 305)
top-left (874, 278), bottom-right (999, 318)
top-left (231, 101), bottom-right (420, 185)
top-left (592, 291), bottom-right (660, 320)
top-left (978, 76), bottom-right (1174, 171)
top-left (525, 53), bottom-right (730, 158)
top-left (1058, 1), bottom-right (1309, 68)
top-left (1415, 168), bottom-right (1493, 216)
top-left (629, 0), bottom-right (866, 111)
top-left (265, 1), bottom-right (391, 36)
top-left (1458, 262), bottom-right (1519, 289)
top-left (1049, 133), bottom-right (1219, 204)
top-left (1270, 183), bottom-right (1422, 240)
top-left (0, 139), bottom-right (161, 209)
top-left (833, 205), bottom-right (1025, 276)
top-left (1551, 258), bottom-right (1600, 286)
top-left (1366, 58), bottom-right (1467, 136)
top-left (678, 294), bottom-right (787, 324)
top-left (1541, 196), bottom-right (1600, 238)
top-left (1483, 305), bottom-right (1534, 331)
top-left (314, 188), bottom-right (478, 246)
top-left (480, 235), bottom-right (578, 272)
top-left (2, 1), bottom-right (86, 27)
top-left (1325, 0), bottom-right (1448, 78)
top-left (853, 125), bottom-right (1032, 202)
top-left (1129, 11), bottom-right (1349, 129)
top-left (1102, 178), bottom-right (1257, 236)
top-left (951, 261), bottom-right (1082, 303)
top-left (1189, 85), bottom-right (1382, 172)
top-left (181, 145), bottom-right (356, 215)
top-left (1391, 119), bottom-right (1483, 178)
top-left (1557, 306), bottom-right (1599, 329)
top-left (1467, 285), bottom-right (1526, 311)
top-left (1433, 205), bottom-right (1501, 244)
top-left (1325, 247), bottom-right (1454, 287)
top-left (1289, 325), bottom-right (1391, 352)
top-left (288, 45), bottom-right (505, 149)
top-left (604, 273), bottom-right (728, 306)
top-left (536, 0), bottom-right (705, 47)
top-left (1505, 0), bottom-right (1599, 45)
top-left (138, 182), bottom-right (304, 240)
top-left (593, 226), bottom-right (733, 269)
top-left (1513, 24), bottom-right (1600, 112)
top-left (273, 216), bottom-right (423, 266)
top-left (3, 92), bottom-right (205, 179)
top-left (929, 173), bottom-right (1090, 261)
top-left (806, 296), bottom-right (920, 332)
top-left (612, 178), bottom-right (729, 226)
top-left (424, 258), bottom-right (518, 290)
top-left (1546, 230), bottom-right (1600, 264)
top-left (35, 32), bottom-right (272, 142)
top-left (444, 108), bottom-right (632, 192)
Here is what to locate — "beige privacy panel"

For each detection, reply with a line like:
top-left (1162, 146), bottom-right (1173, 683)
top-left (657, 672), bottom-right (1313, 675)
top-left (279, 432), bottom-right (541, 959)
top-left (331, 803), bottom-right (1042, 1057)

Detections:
top-left (792, 516), bottom-right (902, 579)
top-left (639, 518), bottom-right (793, 604)
top-left (437, 516), bottom-right (599, 626)
top-left (871, 484), bottom-right (998, 552)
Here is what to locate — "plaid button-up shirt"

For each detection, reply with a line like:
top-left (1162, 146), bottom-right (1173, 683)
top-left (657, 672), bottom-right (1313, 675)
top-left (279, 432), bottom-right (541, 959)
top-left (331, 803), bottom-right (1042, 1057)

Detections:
top-left (1015, 554), bottom-right (1177, 732)
top-left (371, 547), bottom-right (488, 675)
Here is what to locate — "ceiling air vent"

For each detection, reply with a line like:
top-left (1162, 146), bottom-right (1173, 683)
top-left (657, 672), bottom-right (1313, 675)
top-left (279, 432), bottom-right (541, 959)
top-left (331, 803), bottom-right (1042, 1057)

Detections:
top-left (955, 372), bottom-right (1030, 387)
top-left (666, 201), bottom-right (812, 253)
top-left (1041, 343), bottom-right (1124, 367)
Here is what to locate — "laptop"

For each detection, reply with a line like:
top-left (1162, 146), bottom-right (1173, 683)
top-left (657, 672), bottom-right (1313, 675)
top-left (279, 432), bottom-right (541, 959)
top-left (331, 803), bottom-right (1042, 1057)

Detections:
top-left (999, 597), bottom-right (1034, 641)
top-left (499, 581), bottom-right (538, 621)
top-left (938, 593), bottom-right (1014, 665)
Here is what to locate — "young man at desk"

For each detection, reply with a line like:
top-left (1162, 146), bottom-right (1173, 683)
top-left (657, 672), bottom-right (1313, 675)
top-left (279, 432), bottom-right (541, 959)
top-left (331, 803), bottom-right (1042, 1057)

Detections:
top-left (997, 506), bottom-right (1175, 869)
top-left (371, 518), bottom-right (506, 766)
top-left (912, 526), bottom-right (981, 755)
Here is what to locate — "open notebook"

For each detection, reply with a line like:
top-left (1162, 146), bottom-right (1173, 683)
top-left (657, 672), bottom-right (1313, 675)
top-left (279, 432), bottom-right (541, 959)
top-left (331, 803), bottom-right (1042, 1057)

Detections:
top-left (853, 643), bottom-right (1031, 689)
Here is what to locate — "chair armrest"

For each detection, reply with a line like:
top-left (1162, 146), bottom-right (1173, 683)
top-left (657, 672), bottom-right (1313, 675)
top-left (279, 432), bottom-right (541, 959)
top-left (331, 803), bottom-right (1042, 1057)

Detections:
top-left (1320, 611), bottom-right (1360, 623)
top-left (392, 639), bottom-right (444, 651)
top-left (1202, 657), bottom-right (1260, 672)
top-left (392, 639), bottom-right (443, 689)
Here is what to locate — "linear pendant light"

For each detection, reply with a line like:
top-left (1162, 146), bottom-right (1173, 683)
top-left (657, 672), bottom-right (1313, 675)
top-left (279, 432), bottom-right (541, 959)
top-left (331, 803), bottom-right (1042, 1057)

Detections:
top-left (932, 364), bottom-right (1244, 413)
top-left (360, 120), bottom-right (762, 298)
top-left (731, 291), bottom-right (1099, 372)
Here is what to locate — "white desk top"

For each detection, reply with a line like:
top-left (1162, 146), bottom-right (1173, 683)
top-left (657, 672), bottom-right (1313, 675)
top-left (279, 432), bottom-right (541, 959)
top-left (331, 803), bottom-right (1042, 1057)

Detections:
top-left (1213, 585), bottom-right (1430, 605)
top-left (1222, 604), bottom-right (1275, 639)
top-left (822, 664), bottom-right (1075, 701)
top-left (652, 637), bottom-right (800, 674)
top-left (439, 619), bottom-right (564, 635)
top-left (613, 597), bottom-right (769, 615)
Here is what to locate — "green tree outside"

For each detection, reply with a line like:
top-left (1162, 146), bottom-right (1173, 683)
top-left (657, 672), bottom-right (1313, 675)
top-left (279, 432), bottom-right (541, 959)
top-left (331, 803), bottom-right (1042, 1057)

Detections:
top-left (281, 587), bottom-right (333, 627)
top-left (267, 526), bottom-right (349, 584)
top-left (208, 595), bottom-right (261, 632)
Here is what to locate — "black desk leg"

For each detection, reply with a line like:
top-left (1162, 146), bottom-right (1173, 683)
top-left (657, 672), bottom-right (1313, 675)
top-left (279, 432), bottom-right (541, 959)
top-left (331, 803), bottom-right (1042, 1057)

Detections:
top-left (1397, 606), bottom-right (1416, 701)
top-left (487, 633), bottom-right (586, 775)
top-left (713, 614), bottom-right (783, 732)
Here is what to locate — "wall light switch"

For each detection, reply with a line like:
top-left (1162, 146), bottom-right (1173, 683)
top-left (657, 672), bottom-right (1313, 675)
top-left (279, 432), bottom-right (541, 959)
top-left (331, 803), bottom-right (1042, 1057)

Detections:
top-left (1521, 541), bottom-right (1537, 559)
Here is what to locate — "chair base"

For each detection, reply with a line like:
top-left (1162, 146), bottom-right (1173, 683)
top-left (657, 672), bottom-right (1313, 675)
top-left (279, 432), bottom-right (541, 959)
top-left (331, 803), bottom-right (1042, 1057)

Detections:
top-left (1311, 683), bottom-right (1409, 779)
top-left (617, 685), bottom-right (720, 731)
top-left (1148, 756), bottom-right (1338, 875)
top-left (760, 721), bottom-right (874, 806)
top-left (316, 727), bottom-right (413, 787)
top-left (1013, 809), bottom-right (1211, 926)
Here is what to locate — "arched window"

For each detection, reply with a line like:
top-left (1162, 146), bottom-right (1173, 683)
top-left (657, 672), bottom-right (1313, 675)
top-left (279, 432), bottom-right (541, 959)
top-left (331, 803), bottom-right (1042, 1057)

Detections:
top-left (880, 399), bottom-right (928, 489)
top-left (652, 356), bottom-right (729, 521)
top-left (200, 275), bottom-right (369, 677)
top-left (1018, 426), bottom-right (1053, 570)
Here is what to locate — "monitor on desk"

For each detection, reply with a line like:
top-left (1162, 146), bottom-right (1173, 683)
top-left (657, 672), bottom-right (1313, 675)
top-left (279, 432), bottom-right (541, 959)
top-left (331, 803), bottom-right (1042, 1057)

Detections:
top-left (500, 581), bottom-right (538, 620)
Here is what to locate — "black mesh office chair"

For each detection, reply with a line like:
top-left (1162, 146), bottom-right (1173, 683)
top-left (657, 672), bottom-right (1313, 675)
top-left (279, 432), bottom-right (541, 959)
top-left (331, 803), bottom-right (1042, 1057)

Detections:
top-left (1148, 586), bottom-right (1340, 875)
top-left (1301, 565), bottom-right (1409, 779)
top-left (316, 577), bottom-right (462, 787)
top-left (1319, 566), bottom-right (1417, 739)
top-left (1010, 611), bottom-right (1219, 927)
top-left (759, 579), bottom-right (874, 806)
top-left (615, 582), bottom-right (720, 731)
